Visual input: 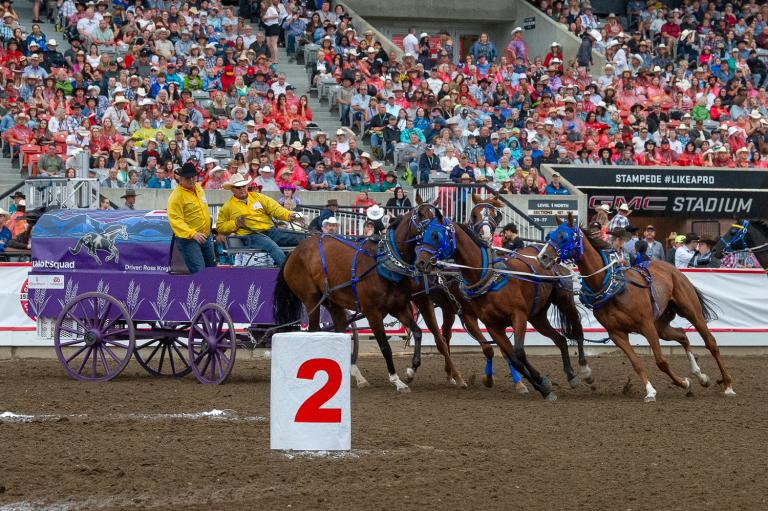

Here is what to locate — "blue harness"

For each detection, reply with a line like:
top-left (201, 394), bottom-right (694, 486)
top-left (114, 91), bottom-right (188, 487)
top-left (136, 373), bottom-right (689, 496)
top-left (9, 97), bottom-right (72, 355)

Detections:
top-left (579, 250), bottom-right (627, 310)
top-left (318, 234), bottom-right (379, 313)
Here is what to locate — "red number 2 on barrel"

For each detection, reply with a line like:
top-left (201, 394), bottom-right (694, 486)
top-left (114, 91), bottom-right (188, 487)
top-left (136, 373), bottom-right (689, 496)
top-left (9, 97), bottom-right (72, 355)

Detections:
top-left (294, 358), bottom-right (342, 423)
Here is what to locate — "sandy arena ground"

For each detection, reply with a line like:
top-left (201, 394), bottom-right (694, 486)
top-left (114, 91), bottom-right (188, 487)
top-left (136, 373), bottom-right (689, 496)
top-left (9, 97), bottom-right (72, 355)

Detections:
top-left (1, 352), bottom-right (766, 510)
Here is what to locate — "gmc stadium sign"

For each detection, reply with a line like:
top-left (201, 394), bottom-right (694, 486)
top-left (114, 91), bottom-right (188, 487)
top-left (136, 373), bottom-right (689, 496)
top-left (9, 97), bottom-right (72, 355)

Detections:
top-left (548, 165), bottom-right (768, 218)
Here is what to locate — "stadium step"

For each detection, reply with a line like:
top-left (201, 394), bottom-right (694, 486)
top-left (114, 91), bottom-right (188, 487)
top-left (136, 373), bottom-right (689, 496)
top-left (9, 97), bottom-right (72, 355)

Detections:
top-left (275, 47), bottom-right (342, 137)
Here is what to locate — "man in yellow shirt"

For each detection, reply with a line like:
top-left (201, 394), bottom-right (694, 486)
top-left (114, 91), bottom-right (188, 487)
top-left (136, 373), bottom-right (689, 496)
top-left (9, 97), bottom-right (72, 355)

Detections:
top-left (167, 163), bottom-right (215, 273)
top-left (216, 174), bottom-right (303, 266)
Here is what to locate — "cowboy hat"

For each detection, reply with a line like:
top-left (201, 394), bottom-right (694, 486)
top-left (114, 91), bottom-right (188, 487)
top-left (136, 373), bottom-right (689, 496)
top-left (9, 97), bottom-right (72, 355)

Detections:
top-left (120, 189), bottom-right (139, 199)
top-left (598, 203), bottom-right (611, 213)
top-left (268, 139), bottom-right (282, 149)
top-left (207, 165), bottom-right (225, 176)
top-left (322, 216), bottom-right (339, 225)
top-left (290, 141), bottom-right (304, 151)
top-left (618, 203), bottom-right (631, 213)
top-left (222, 173), bottom-right (252, 190)
top-left (113, 96), bottom-right (129, 105)
top-left (0, 207), bottom-right (10, 218)
top-left (177, 162), bottom-right (198, 178)
top-left (366, 204), bottom-right (384, 221)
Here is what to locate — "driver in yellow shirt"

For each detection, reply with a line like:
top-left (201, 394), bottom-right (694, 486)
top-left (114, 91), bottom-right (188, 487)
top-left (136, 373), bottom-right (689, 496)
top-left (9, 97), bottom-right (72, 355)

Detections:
top-left (216, 173), bottom-right (303, 266)
top-left (167, 163), bottom-right (215, 274)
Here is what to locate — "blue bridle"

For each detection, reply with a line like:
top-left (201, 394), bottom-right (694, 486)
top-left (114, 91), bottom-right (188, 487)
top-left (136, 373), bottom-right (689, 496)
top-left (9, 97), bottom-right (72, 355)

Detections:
top-left (416, 217), bottom-right (456, 262)
top-left (719, 221), bottom-right (749, 253)
top-left (544, 223), bottom-right (585, 263)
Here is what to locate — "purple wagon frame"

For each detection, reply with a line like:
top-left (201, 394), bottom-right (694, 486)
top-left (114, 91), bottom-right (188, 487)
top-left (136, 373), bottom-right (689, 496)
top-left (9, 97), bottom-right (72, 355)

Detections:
top-left (28, 210), bottom-right (280, 384)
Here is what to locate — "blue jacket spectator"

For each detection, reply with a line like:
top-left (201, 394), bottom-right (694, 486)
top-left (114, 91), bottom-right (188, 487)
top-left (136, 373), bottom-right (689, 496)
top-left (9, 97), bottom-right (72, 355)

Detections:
top-left (545, 174), bottom-right (569, 195)
top-left (469, 35), bottom-right (497, 63)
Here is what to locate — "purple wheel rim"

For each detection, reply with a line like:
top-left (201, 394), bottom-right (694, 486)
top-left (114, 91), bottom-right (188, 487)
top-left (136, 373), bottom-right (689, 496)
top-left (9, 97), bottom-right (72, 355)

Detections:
top-left (188, 303), bottom-right (236, 385)
top-left (134, 326), bottom-right (192, 378)
top-left (54, 292), bottom-right (135, 382)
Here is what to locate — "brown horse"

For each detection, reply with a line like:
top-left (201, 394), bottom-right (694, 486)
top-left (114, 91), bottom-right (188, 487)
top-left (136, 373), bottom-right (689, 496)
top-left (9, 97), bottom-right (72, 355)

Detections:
top-left (413, 210), bottom-right (585, 400)
top-left (465, 196), bottom-right (591, 388)
top-left (538, 214), bottom-right (735, 401)
top-left (273, 199), bottom-right (466, 392)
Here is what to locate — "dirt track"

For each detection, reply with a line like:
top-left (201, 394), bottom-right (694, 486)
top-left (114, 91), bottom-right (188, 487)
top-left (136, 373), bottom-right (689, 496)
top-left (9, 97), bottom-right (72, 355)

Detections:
top-left (1, 352), bottom-right (766, 510)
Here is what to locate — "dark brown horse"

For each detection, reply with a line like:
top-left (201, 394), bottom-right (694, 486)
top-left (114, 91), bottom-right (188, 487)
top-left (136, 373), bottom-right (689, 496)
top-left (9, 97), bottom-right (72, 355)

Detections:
top-left (538, 214), bottom-right (734, 401)
top-left (465, 196), bottom-right (591, 388)
top-left (273, 199), bottom-right (466, 392)
top-left (713, 220), bottom-right (768, 269)
top-left (413, 211), bottom-right (584, 400)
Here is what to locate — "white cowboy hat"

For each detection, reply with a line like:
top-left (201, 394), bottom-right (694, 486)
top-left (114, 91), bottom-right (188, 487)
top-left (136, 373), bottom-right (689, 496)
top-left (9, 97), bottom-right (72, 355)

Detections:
top-left (322, 216), bottom-right (339, 225)
top-left (0, 207), bottom-right (10, 218)
top-left (207, 165), bottom-right (225, 176)
top-left (366, 204), bottom-right (384, 221)
top-left (204, 157), bottom-right (218, 165)
top-left (598, 204), bottom-right (611, 213)
top-left (618, 203), bottom-right (631, 213)
top-left (588, 30), bottom-right (602, 42)
top-left (222, 173), bottom-right (252, 190)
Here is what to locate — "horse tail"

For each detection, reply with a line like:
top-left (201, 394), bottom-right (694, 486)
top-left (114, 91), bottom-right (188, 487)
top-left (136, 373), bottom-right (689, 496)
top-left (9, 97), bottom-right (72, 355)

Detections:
top-left (273, 254), bottom-right (303, 327)
top-left (551, 292), bottom-right (582, 341)
top-left (694, 285), bottom-right (718, 323)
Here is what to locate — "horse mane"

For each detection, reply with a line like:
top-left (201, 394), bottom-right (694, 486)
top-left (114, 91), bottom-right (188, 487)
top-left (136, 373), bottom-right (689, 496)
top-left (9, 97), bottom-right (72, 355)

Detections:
top-left (581, 225), bottom-right (612, 251)
top-left (457, 222), bottom-right (487, 248)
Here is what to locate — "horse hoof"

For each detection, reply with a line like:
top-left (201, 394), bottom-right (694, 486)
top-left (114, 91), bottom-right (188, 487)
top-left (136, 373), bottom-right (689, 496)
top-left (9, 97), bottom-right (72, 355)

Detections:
top-left (544, 392), bottom-right (558, 401)
top-left (515, 382), bottom-right (529, 394)
top-left (644, 395), bottom-right (656, 403)
top-left (698, 374), bottom-right (710, 387)
top-left (568, 375), bottom-right (582, 388)
top-left (403, 368), bottom-right (415, 383)
top-left (356, 380), bottom-right (370, 388)
top-left (449, 378), bottom-right (457, 386)
top-left (681, 377), bottom-right (691, 390)
top-left (483, 376), bottom-right (494, 388)
top-left (584, 376), bottom-right (595, 385)
top-left (723, 387), bottom-right (736, 397)
top-left (396, 385), bottom-right (411, 394)
top-left (458, 380), bottom-right (468, 390)
top-left (539, 376), bottom-right (553, 395)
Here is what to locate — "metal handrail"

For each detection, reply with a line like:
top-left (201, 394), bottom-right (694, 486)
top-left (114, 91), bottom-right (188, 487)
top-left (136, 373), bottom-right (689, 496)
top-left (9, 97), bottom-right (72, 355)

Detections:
top-left (412, 183), bottom-right (546, 242)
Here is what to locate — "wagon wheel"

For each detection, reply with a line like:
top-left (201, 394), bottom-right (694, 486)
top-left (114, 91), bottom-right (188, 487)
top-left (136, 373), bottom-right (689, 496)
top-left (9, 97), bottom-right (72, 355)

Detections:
top-left (54, 292), bottom-right (136, 382)
top-left (134, 323), bottom-right (192, 378)
top-left (188, 303), bottom-right (237, 384)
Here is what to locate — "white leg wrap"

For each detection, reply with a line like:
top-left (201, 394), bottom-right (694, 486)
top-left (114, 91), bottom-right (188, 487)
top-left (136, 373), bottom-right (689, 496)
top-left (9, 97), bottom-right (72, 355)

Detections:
top-left (644, 381), bottom-right (657, 402)
top-left (351, 364), bottom-right (369, 387)
top-left (389, 373), bottom-right (410, 393)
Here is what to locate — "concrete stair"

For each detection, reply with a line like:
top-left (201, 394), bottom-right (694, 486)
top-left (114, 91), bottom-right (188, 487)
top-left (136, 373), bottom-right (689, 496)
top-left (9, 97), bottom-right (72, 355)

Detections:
top-left (275, 46), bottom-right (341, 137)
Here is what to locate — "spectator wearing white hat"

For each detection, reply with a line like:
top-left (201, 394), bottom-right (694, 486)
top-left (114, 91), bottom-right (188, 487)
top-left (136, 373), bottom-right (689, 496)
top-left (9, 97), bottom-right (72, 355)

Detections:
top-left (322, 216), bottom-right (339, 235)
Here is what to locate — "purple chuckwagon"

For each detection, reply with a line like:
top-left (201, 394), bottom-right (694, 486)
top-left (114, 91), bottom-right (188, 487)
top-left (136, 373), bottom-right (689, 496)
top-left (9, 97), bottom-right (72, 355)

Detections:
top-left (28, 209), bottom-right (281, 384)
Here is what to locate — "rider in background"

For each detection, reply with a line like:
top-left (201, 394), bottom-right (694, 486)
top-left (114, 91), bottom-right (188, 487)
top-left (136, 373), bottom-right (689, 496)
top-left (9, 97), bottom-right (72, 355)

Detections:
top-left (215, 173), bottom-right (302, 267)
top-left (501, 223), bottom-right (524, 251)
top-left (167, 163), bottom-right (215, 274)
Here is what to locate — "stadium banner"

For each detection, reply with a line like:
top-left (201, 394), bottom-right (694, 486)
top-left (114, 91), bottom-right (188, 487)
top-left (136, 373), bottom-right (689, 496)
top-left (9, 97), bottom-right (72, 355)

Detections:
top-left (549, 165), bottom-right (768, 218)
top-left (0, 264), bottom-right (39, 344)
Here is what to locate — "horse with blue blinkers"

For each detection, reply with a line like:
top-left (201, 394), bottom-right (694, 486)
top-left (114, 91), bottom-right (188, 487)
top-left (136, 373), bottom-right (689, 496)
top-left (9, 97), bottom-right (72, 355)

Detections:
top-left (273, 197), bottom-right (466, 393)
top-left (414, 208), bottom-right (586, 400)
top-left (538, 213), bottom-right (735, 402)
top-left (466, 196), bottom-right (591, 389)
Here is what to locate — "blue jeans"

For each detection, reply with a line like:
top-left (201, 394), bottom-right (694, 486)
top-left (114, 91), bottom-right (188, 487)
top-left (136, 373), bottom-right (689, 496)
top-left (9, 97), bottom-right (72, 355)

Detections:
top-left (243, 228), bottom-right (303, 266)
top-left (412, 161), bottom-right (429, 184)
top-left (339, 104), bottom-right (351, 126)
top-left (287, 34), bottom-right (297, 54)
top-left (176, 236), bottom-right (216, 274)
